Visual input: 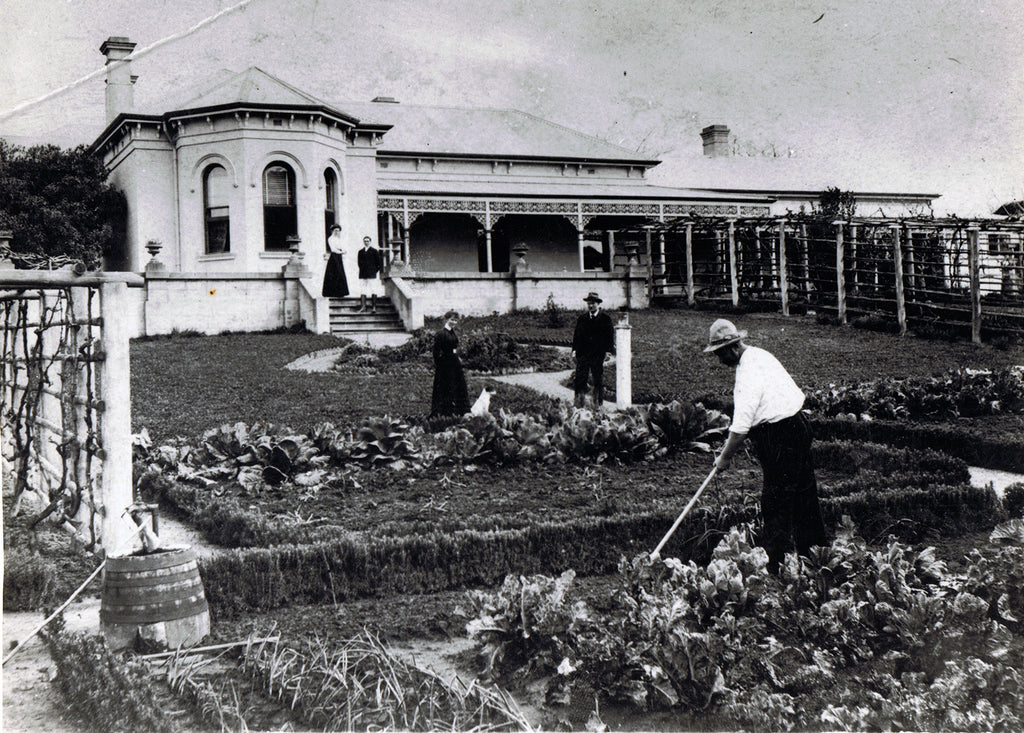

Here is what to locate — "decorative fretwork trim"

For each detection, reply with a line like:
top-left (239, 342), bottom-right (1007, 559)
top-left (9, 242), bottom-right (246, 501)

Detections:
top-left (377, 197), bottom-right (759, 219)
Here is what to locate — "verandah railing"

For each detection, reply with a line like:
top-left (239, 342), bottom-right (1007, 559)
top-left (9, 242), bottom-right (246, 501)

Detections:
top-left (1, 268), bottom-right (143, 556)
top-left (640, 216), bottom-right (1024, 342)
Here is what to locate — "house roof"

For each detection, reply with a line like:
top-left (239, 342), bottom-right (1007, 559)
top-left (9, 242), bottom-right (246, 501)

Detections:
top-left (147, 67), bottom-right (657, 165)
top-left (647, 151), bottom-right (940, 204)
top-left (172, 67), bottom-right (337, 111)
top-left (993, 200), bottom-right (1024, 217)
top-left (340, 100), bottom-right (655, 164)
top-left (376, 176), bottom-right (771, 202)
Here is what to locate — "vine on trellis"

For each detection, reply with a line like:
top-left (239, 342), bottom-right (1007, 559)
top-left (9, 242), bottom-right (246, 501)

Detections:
top-left (2, 284), bottom-right (105, 549)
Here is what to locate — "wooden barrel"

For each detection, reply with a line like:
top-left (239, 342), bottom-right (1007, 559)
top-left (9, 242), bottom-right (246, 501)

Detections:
top-left (100, 547), bottom-right (210, 650)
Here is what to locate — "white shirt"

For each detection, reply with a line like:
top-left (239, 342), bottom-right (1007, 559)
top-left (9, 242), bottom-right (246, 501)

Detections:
top-left (730, 346), bottom-right (805, 435)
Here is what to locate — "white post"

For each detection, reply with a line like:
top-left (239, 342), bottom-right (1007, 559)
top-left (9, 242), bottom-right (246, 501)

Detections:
top-left (98, 281), bottom-right (134, 556)
top-left (614, 314), bottom-right (631, 410)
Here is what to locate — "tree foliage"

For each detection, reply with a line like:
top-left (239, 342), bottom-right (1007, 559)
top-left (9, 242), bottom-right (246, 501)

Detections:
top-left (817, 186), bottom-right (857, 221)
top-left (0, 140), bottom-right (126, 269)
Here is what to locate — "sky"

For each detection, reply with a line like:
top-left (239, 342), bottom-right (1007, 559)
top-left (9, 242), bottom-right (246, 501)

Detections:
top-left (1, 0), bottom-right (1022, 216)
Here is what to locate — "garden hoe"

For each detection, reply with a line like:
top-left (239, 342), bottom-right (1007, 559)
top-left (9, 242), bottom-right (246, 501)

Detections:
top-left (650, 465), bottom-right (718, 561)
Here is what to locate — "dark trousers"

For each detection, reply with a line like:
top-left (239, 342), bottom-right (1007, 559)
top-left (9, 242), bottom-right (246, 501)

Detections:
top-left (748, 412), bottom-right (828, 571)
top-left (573, 355), bottom-right (605, 405)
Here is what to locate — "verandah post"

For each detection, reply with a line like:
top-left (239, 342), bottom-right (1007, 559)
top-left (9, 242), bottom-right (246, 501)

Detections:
top-left (968, 226), bottom-right (982, 343)
top-left (835, 221), bottom-right (846, 324)
top-left (891, 225), bottom-right (907, 336)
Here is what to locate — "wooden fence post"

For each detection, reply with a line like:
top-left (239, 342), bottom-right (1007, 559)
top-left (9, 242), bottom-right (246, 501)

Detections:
top-left (98, 280), bottom-right (134, 556)
top-left (778, 221), bottom-right (789, 316)
top-left (904, 225), bottom-right (917, 299)
top-left (801, 224), bottom-right (812, 299)
top-left (849, 225), bottom-right (859, 294)
top-left (728, 219), bottom-right (739, 307)
top-left (891, 225), bottom-right (907, 336)
top-left (685, 223), bottom-right (695, 306)
top-left (835, 221), bottom-right (847, 324)
top-left (968, 226), bottom-right (982, 343)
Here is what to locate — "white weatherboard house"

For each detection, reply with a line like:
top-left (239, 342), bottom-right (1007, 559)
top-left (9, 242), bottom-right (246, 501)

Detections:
top-left (91, 37), bottom-right (939, 336)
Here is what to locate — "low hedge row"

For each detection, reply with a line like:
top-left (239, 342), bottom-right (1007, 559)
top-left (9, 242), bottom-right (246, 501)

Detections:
top-left (45, 627), bottom-right (175, 733)
top-left (200, 504), bottom-right (755, 614)
top-left (160, 438), bottom-right (973, 552)
top-left (199, 483), bottom-right (1005, 615)
top-left (809, 417), bottom-right (1024, 472)
top-left (2, 550), bottom-right (102, 613)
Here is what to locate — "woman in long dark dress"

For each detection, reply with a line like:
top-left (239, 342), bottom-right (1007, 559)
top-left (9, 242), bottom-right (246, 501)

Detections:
top-left (430, 311), bottom-right (470, 418)
top-left (322, 224), bottom-right (349, 297)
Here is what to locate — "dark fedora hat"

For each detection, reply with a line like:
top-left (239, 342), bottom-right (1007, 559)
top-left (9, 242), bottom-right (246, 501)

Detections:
top-left (583, 292), bottom-right (602, 303)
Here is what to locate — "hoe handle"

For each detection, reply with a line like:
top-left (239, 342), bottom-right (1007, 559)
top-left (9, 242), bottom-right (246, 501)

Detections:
top-left (651, 466), bottom-right (718, 559)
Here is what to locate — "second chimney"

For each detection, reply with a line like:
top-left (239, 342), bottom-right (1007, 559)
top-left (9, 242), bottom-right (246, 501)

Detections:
top-left (100, 36), bottom-right (137, 124)
top-left (700, 124), bottom-right (731, 158)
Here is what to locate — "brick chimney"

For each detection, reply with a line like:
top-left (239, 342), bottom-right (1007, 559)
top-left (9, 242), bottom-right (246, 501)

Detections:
top-left (700, 124), bottom-right (731, 158)
top-left (100, 36), bottom-right (137, 123)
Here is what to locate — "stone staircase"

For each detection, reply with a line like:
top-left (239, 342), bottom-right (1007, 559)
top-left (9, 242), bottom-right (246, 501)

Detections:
top-left (328, 297), bottom-right (406, 336)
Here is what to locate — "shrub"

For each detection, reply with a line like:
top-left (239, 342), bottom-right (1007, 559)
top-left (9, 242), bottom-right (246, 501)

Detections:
top-left (46, 628), bottom-right (175, 733)
top-left (3, 552), bottom-right (56, 611)
top-left (1004, 483), bottom-right (1024, 518)
top-left (543, 293), bottom-right (563, 328)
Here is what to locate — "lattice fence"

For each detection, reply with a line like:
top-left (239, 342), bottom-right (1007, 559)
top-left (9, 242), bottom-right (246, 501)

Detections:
top-left (645, 216), bottom-right (1024, 341)
top-left (2, 268), bottom-right (142, 555)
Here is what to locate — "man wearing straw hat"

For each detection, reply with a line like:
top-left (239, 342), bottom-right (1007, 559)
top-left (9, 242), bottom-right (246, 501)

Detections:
top-left (572, 292), bottom-right (615, 409)
top-left (704, 318), bottom-right (827, 572)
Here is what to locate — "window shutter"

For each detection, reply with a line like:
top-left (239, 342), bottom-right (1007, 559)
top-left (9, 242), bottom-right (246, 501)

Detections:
top-left (205, 165), bottom-right (230, 209)
top-left (264, 166), bottom-right (293, 206)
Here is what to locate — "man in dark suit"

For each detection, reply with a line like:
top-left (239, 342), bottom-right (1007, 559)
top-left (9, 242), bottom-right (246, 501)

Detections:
top-left (356, 236), bottom-right (383, 312)
top-left (571, 292), bottom-right (615, 408)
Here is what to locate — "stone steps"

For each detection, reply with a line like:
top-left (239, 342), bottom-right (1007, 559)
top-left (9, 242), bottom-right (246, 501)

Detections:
top-left (328, 297), bottom-right (406, 335)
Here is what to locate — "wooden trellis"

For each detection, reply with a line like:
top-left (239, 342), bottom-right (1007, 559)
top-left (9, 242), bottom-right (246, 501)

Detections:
top-left (1, 269), bottom-right (143, 556)
top-left (641, 215), bottom-right (1024, 342)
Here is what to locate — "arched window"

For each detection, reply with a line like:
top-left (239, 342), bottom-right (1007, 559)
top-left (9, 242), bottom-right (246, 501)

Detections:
top-left (203, 165), bottom-right (230, 254)
top-left (263, 163), bottom-right (296, 250)
top-left (324, 168), bottom-right (338, 244)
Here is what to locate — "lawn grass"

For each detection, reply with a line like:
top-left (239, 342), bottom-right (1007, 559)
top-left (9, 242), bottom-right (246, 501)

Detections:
top-left (130, 309), bottom-right (1024, 442)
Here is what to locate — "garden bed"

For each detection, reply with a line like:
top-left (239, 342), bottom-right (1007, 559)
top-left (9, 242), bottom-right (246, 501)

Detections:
top-left (40, 516), bottom-right (1024, 732)
top-left (10, 309), bottom-right (1024, 730)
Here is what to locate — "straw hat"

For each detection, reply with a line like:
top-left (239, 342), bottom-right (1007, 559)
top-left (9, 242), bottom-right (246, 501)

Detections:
top-left (703, 319), bottom-right (747, 352)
